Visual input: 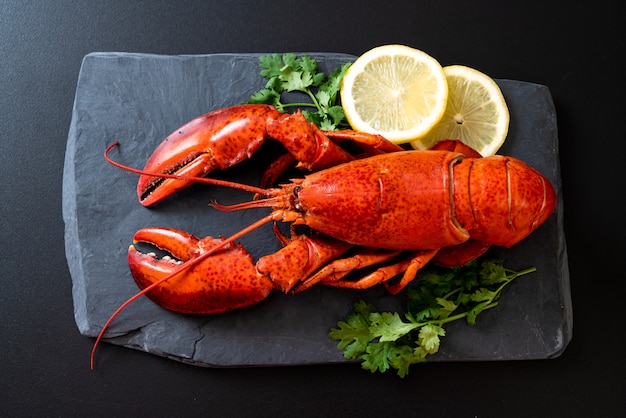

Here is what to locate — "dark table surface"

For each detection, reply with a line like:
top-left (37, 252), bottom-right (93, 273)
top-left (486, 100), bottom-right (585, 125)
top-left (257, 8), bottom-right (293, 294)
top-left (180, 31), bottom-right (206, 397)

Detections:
top-left (2, 1), bottom-right (623, 416)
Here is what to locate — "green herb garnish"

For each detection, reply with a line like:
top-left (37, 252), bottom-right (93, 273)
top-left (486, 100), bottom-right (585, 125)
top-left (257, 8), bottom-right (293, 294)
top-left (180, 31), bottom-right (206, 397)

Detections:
top-left (329, 259), bottom-right (536, 377)
top-left (246, 53), bottom-right (351, 130)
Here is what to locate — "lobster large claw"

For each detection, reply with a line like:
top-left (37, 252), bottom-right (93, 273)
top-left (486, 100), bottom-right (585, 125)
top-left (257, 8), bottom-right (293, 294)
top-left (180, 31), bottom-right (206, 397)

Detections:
top-left (137, 104), bottom-right (283, 206)
top-left (128, 227), bottom-right (275, 314)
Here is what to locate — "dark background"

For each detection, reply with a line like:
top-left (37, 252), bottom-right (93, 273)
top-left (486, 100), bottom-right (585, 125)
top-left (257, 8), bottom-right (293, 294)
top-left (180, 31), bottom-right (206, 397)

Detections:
top-left (1, 1), bottom-right (622, 416)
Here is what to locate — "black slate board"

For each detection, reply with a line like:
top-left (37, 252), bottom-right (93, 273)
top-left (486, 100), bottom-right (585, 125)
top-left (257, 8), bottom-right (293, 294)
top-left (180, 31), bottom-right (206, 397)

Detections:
top-left (63, 52), bottom-right (571, 367)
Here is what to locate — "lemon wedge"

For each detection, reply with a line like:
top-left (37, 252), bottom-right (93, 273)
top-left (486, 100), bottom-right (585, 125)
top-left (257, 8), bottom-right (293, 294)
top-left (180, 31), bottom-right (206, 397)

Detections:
top-left (340, 45), bottom-right (448, 144)
top-left (411, 65), bottom-right (509, 156)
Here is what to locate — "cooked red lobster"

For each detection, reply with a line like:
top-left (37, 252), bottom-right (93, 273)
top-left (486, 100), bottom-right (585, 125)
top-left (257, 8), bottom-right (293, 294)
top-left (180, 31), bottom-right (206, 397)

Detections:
top-left (102, 103), bottom-right (556, 320)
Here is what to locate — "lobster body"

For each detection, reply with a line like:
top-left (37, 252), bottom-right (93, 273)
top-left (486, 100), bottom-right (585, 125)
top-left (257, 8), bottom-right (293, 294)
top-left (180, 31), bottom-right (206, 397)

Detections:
top-left (272, 149), bottom-right (555, 252)
top-left (296, 150), bottom-right (467, 250)
top-left (105, 104), bottom-right (557, 316)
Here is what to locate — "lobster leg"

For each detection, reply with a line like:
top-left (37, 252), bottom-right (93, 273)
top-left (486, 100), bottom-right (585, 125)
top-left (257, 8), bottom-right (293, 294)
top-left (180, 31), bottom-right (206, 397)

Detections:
top-left (260, 153), bottom-right (297, 189)
top-left (241, 109), bottom-right (407, 169)
top-left (323, 130), bottom-right (404, 154)
top-left (263, 111), bottom-right (404, 183)
top-left (383, 250), bottom-right (439, 294)
top-left (311, 249), bottom-right (438, 294)
top-left (434, 240), bottom-right (492, 267)
top-left (293, 249), bottom-right (403, 293)
top-left (429, 139), bottom-right (483, 158)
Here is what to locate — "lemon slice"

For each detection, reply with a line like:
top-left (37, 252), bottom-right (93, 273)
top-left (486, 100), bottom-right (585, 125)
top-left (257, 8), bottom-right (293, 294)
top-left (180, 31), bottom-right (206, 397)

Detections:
top-left (411, 65), bottom-right (509, 156)
top-left (340, 45), bottom-right (448, 144)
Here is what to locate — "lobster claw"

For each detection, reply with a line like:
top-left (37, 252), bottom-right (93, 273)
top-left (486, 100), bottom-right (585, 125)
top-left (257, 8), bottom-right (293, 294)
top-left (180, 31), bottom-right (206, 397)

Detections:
top-left (128, 227), bottom-right (275, 314)
top-left (137, 104), bottom-right (282, 206)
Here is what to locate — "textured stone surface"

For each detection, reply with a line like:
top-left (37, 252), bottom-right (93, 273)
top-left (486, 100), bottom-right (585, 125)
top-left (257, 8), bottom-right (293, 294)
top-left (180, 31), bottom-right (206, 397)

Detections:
top-left (63, 52), bottom-right (571, 367)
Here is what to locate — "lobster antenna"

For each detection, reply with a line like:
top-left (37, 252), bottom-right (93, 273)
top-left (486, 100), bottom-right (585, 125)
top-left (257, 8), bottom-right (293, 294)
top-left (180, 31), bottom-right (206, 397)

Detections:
top-left (90, 212), bottom-right (281, 370)
top-left (104, 142), bottom-right (270, 196)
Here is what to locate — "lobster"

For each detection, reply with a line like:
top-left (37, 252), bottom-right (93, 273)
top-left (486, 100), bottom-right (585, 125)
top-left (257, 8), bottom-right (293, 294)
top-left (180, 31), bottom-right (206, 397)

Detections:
top-left (93, 103), bottom-right (556, 367)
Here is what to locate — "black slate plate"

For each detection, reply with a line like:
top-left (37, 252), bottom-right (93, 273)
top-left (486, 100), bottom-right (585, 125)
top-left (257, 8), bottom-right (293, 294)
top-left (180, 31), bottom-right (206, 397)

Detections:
top-left (63, 52), bottom-right (571, 367)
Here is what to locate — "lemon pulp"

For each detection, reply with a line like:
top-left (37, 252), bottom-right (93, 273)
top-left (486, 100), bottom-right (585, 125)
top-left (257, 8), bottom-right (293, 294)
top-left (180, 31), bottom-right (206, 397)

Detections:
top-left (341, 45), bottom-right (448, 144)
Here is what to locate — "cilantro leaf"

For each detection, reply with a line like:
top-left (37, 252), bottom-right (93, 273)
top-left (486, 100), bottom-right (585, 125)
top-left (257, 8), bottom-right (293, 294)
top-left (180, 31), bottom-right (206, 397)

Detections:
top-left (328, 300), bottom-right (377, 359)
top-left (281, 53), bottom-right (299, 70)
top-left (435, 297), bottom-right (458, 319)
top-left (369, 312), bottom-right (418, 342)
top-left (389, 345), bottom-right (427, 378)
top-left (327, 105), bottom-right (346, 126)
top-left (319, 63), bottom-right (351, 104)
top-left (417, 324), bottom-right (445, 354)
top-left (258, 54), bottom-right (285, 79)
top-left (280, 68), bottom-right (314, 92)
top-left (479, 259), bottom-right (509, 285)
top-left (247, 88), bottom-right (282, 108)
top-left (299, 54), bottom-right (319, 75)
top-left (316, 89), bottom-right (332, 110)
top-left (330, 320), bottom-right (372, 359)
top-left (361, 341), bottom-right (396, 373)
top-left (470, 288), bottom-right (498, 303)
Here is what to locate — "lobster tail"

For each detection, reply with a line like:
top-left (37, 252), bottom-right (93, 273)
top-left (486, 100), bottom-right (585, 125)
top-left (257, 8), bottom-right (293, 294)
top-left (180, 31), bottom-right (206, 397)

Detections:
top-left (452, 156), bottom-right (557, 247)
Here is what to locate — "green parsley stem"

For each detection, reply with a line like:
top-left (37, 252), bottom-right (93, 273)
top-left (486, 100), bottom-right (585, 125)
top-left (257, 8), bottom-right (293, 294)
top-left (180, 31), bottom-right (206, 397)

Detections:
top-left (493, 266), bottom-right (537, 295)
top-left (443, 287), bottom-right (463, 301)
top-left (303, 89), bottom-right (322, 111)
top-left (405, 301), bottom-right (499, 332)
top-left (506, 266), bottom-right (537, 277)
top-left (281, 102), bottom-right (320, 109)
top-left (437, 301), bottom-right (499, 325)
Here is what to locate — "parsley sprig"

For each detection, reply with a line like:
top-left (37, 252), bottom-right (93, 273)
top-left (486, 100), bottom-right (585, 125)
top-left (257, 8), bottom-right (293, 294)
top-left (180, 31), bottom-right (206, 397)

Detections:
top-left (246, 53), bottom-right (351, 130)
top-left (329, 259), bottom-right (536, 377)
